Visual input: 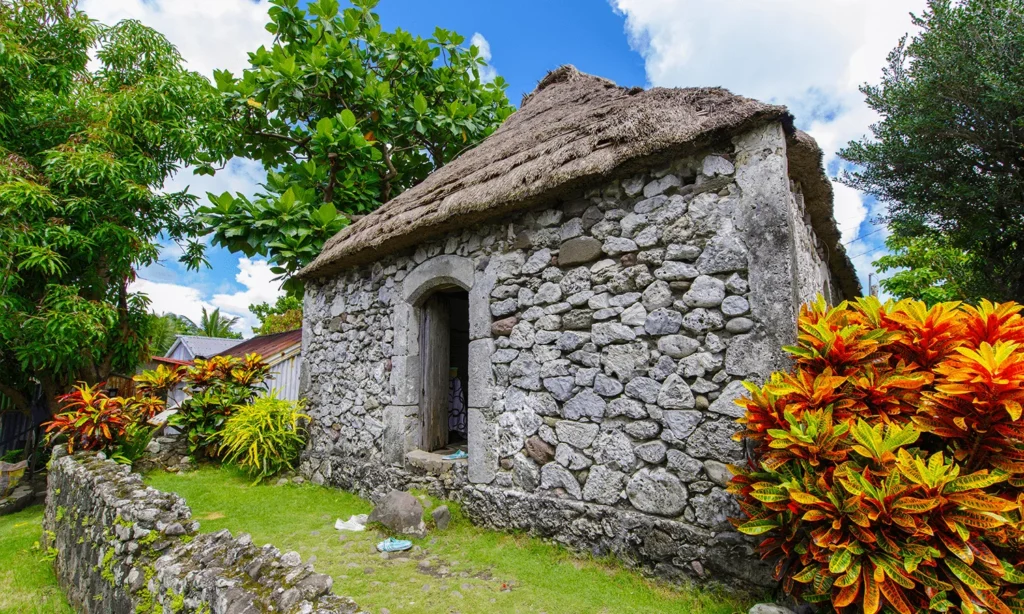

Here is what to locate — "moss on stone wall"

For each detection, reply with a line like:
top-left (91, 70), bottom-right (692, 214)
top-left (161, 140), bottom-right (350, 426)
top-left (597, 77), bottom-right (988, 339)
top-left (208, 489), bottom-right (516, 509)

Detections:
top-left (44, 450), bottom-right (360, 613)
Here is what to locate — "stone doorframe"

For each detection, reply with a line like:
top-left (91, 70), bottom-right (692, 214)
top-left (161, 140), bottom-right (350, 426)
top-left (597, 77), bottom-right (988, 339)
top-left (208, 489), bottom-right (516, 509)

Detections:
top-left (383, 255), bottom-right (498, 484)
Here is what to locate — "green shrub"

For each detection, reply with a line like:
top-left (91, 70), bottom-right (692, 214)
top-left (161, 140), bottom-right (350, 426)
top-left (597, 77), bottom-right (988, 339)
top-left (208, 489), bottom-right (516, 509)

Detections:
top-left (110, 421), bottom-right (156, 466)
top-left (219, 393), bottom-right (309, 481)
top-left (165, 354), bottom-right (270, 458)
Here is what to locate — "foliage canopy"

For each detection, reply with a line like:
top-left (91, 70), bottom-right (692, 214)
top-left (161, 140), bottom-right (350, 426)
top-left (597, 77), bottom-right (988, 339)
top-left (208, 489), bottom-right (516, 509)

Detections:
top-left (196, 0), bottom-right (515, 291)
top-left (0, 0), bottom-right (223, 413)
top-left (249, 295), bottom-right (302, 335)
top-left (198, 307), bottom-right (242, 339)
top-left (840, 0), bottom-right (1024, 301)
top-left (146, 313), bottom-right (200, 356)
top-left (874, 234), bottom-right (977, 306)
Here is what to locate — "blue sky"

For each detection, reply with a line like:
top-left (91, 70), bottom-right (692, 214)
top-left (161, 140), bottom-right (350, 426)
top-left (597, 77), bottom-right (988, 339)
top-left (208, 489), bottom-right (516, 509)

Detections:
top-left (373, 0), bottom-right (649, 101)
top-left (83, 0), bottom-right (926, 333)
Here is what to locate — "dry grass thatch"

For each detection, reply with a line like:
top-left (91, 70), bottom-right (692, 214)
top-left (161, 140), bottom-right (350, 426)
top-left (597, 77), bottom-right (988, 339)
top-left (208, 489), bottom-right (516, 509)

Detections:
top-left (299, 65), bottom-right (859, 298)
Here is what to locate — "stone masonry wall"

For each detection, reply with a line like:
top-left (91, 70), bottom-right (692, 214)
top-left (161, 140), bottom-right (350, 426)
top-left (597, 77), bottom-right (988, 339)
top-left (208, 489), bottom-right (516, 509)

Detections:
top-left (300, 121), bottom-right (839, 589)
top-left (45, 451), bottom-right (358, 614)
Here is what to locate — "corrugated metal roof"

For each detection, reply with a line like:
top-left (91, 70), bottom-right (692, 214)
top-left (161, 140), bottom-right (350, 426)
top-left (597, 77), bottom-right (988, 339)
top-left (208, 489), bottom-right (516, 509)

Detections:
top-left (216, 329), bottom-right (301, 365)
top-left (166, 336), bottom-right (245, 360)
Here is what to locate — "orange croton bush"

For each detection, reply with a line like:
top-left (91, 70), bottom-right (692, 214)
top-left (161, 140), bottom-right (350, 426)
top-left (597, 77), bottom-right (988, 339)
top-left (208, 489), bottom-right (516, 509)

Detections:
top-left (730, 297), bottom-right (1024, 614)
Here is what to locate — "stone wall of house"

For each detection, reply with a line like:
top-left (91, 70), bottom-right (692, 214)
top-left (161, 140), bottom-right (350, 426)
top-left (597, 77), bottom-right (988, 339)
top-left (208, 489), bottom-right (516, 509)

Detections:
top-left (789, 180), bottom-right (839, 306)
top-left (44, 450), bottom-right (357, 614)
top-left (300, 121), bottom-right (839, 589)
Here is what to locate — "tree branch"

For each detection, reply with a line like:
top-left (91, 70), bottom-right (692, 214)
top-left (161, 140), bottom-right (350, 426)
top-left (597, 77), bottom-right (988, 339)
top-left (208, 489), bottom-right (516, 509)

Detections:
top-left (93, 282), bottom-right (131, 383)
top-left (323, 152), bottom-right (340, 204)
top-left (253, 130), bottom-right (312, 150)
top-left (378, 144), bottom-right (398, 203)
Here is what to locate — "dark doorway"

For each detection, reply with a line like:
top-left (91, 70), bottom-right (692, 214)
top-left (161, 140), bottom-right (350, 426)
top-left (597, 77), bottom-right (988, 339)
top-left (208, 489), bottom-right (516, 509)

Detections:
top-left (419, 289), bottom-right (469, 453)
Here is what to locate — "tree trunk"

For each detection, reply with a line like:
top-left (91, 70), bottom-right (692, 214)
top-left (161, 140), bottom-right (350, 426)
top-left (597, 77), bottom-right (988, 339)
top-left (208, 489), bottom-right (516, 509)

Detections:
top-left (40, 378), bottom-right (61, 418)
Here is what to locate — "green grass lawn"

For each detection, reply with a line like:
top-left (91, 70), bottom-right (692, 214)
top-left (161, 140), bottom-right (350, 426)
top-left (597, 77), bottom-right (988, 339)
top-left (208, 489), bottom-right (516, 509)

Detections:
top-left (146, 466), bottom-right (754, 614)
top-left (0, 505), bottom-right (73, 614)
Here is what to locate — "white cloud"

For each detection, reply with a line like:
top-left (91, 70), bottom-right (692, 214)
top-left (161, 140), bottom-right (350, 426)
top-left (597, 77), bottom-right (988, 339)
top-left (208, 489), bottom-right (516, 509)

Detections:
top-left (131, 278), bottom-right (212, 329)
top-left (80, 0), bottom-right (273, 78)
top-left (470, 33), bottom-right (498, 82)
top-left (209, 258), bottom-right (285, 332)
top-left (132, 258), bottom-right (282, 337)
top-left (832, 181), bottom-right (869, 242)
top-left (610, 0), bottom-right (927, 286)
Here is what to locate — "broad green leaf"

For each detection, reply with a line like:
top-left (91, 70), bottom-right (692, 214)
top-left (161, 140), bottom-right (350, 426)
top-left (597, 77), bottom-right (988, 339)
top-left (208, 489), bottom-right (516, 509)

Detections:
top-left (945, 557), bottom-right (993, 590)
top-left (279, 188), bottom-right (296, 207)
top-left (316, 117), bottom-right (333, 138)
top-left (340, 109), bottom-right (356, 129)
top-left (317, 202), bottom-right (337, 223)
top-left (829, 549), bottom-right (853, 574)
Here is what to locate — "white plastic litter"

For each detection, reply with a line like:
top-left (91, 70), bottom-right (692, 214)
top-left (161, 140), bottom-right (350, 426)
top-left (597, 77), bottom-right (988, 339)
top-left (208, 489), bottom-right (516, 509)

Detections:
top-left (334, 514), bottom-right (368, 532)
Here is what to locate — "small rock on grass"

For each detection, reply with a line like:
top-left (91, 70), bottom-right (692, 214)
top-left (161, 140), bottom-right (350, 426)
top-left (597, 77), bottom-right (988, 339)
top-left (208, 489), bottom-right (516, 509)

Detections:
top-left (431, 505), bottom-right (451, 530)
top-left (749, 605), bottom-right (797, 614)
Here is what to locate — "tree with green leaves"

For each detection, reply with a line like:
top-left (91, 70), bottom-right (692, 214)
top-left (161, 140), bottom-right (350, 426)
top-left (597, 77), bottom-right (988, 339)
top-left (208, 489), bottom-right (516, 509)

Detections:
top-left (249, 295), bottom-right (302, 335)
top-left (873, 233), bottom-right (977, 305)
top-left (146, 313), bottom-right (200, 355)
top-left (198, 308), bottom-right (242, 340)
top-left (0, 1), bottom-right (224, 414)
top-left (197, 0), bottom-right (515, 292)
top-left (840, 0), bottom-right (1024, 302)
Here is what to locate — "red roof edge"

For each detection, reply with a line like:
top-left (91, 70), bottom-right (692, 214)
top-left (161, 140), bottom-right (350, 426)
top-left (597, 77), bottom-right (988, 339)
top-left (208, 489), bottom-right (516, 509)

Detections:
top-left (151, 356), bottom-right (193, 366)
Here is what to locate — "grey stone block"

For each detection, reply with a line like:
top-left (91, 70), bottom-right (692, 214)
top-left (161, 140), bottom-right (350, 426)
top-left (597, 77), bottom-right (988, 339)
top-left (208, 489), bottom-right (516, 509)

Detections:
top-left (626, 468), bottom-right (687, 516)
top-left (468, 408), bottom-right (497, 484)
top-left (558, 237), bottom-right (603, 266)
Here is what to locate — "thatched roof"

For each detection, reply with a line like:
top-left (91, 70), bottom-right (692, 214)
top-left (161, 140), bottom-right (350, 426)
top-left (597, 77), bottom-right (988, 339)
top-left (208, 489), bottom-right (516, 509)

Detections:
top-left (299, 66), bottom-right (860, 298)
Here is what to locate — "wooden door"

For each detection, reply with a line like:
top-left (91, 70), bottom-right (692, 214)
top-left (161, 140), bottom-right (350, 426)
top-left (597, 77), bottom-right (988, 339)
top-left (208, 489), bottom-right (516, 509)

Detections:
top-left (420, 294), bottom-right (450, 451)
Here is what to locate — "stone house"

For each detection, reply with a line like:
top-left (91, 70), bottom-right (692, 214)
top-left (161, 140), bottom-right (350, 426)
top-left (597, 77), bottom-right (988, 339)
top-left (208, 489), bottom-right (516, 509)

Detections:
top-left (295, 66), bottom-right (859, 587)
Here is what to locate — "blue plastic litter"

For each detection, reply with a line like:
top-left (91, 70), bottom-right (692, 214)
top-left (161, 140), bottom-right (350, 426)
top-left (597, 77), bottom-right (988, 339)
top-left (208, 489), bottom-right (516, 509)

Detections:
top-left (377, 537), bottom-right (413, 553)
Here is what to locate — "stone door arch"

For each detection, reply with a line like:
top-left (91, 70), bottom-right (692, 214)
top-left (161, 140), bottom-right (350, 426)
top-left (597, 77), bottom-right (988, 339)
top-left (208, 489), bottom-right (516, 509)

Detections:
top-left (384, 255), bottom-right (497, 484)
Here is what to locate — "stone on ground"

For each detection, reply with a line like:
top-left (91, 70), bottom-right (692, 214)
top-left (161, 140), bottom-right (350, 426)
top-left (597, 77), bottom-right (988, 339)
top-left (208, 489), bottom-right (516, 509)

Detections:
top-left (749, 605), bottom-right (797, 614)
top-left (431, 505), bottom-right (451, 531)
top-left (368, 490), bottom-right (427, 538)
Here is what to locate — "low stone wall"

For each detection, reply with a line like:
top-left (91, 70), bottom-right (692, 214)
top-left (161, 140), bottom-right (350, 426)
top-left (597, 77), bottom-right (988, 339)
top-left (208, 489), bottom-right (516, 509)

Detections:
top-left (135, 433), bottom-right (193, 474)
top-left (45, 451), bottom-right (359, 614)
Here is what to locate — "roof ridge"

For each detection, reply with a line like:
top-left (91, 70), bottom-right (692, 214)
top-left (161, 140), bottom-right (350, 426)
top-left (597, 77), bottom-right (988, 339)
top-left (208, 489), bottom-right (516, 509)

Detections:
top-left (521, 65), bottom-right (620, 108)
